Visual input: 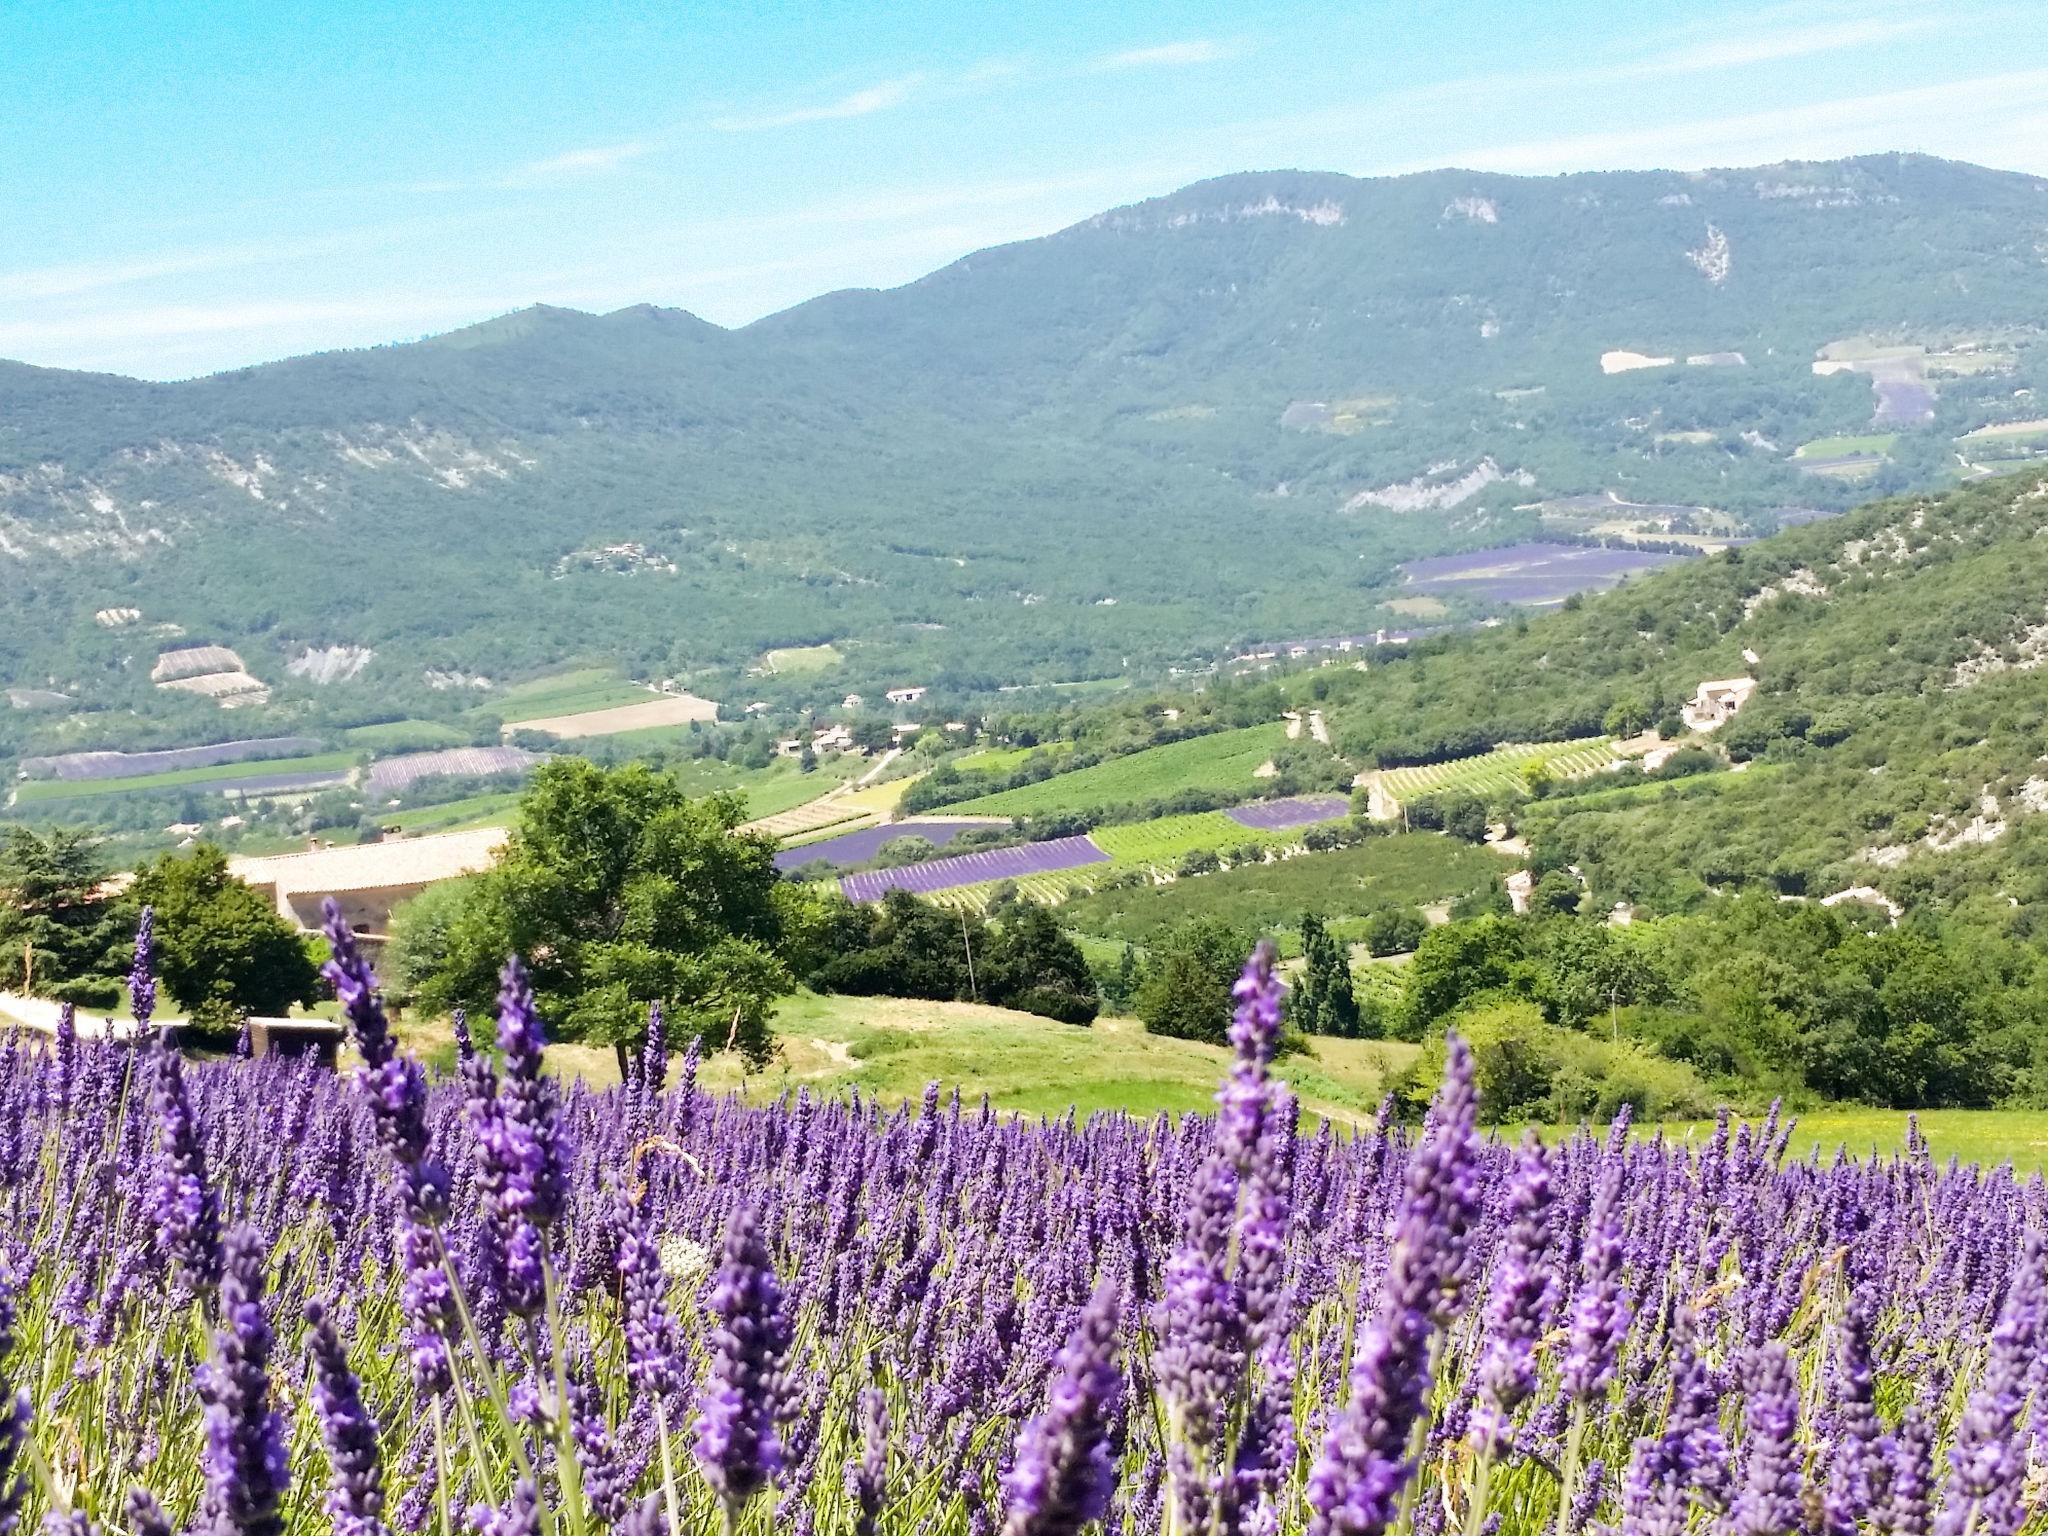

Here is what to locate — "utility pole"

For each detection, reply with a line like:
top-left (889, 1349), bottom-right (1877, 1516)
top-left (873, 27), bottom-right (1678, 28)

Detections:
top-left (1609, 983), bottom-right (1621, 1043)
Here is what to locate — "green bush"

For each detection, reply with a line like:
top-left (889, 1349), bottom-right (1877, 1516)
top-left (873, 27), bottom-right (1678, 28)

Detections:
top-left (1390, 999), bottom-right (1714, 1124)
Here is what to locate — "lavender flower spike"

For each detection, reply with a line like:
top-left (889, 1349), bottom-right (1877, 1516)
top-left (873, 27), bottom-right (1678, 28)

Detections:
top-left (1307, 1033), bottom-right (1482, 1536)
top-left (0, 1258), bottom-right (27, 1536)
top-left (693, 1200), bottom-right (792, 1514)
top-left (129, 905), bottom-right (157, 1030)
top-left (146, 1036), bottom-right (223, 1294)
top-left (304, 1300), bottom-right (388, 1536)
top-left (1469, 1131), bottom-right (1557, 1450)
top-left (848, 1388), bottom-right (889, 1536)
top-left (1002, 1280), bottom-right (1125, 1536)
top-left (1729, 1343), bottom-right (1802, 1536)
top-left (198, 1226), bottom-right (290, 1536)
top-left (1934, 1232), bottom-right (2045, 1536)
top-left (1220, 940), bottom-right (1284, 1171)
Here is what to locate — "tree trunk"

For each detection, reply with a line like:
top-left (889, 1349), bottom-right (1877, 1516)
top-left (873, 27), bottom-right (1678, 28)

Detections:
top-left (614, 1040), bottom-right (632, 1086)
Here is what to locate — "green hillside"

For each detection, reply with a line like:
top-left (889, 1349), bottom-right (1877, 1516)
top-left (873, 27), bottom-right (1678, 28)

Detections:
top-left (1299, 467), bottom-right (2048, 928)
top-left (5, 155), bottom-right (2048, 759)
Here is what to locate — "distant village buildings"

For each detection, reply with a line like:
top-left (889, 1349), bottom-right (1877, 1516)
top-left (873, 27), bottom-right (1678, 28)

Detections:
top-left (885, 685), bottom-right (927, 705)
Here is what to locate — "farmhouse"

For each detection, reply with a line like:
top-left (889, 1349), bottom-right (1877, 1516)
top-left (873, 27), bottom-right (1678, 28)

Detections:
top-left (842, 693), bottom-right (865, 709)
top-left (811, 724), bottom-right (855, 753)
top-left (885, 685), bottom-right (928, 705)
top-left (1682, 676), bottom-right (1757, 732)
top-left (228, 826), bottom-right (507, 942)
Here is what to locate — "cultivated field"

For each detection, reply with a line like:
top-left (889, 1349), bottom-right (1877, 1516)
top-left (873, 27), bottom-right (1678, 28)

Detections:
top-left (1395, 542), bottom-right (1689, 605)
top-left (509, 691), bottom-right (720, 738)
top-left (759, 644), bottom-right (845, 673)
top-left (1057, 833), bottom-right (1509, 947)
top-left (1376, 738), bottom-right (1620, 807)
top-left (948, 724), bottom-right (1288, 817)
top-left (11, 750), bottom-right (357, 804)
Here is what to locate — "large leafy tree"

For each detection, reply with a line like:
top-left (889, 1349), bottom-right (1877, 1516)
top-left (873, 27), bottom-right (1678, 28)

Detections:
top-left (130, 844), bottom-right (320, 1028)
top-left (1136, 916), bottom-right (1255, 1045)
top-left (0, 827), bottom-right (130, 998)
top-left (421, 760), bottom-right (790, 1074)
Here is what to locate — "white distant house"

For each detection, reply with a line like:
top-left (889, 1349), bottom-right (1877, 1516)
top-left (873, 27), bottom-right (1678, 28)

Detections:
top-left (775, 738), bottom-right (806, 758)
top-left (1682, 677), bottom-right (1758, 732)
top-left (885, 686), bottom-right (928, 705)
top-left (842, 693), bottom-right (864, 709)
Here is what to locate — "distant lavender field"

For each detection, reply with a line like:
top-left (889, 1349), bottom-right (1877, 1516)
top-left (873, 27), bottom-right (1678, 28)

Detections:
top-left (20, 735), bottom-right (324, 782)
top-left (1224, 794), bottom-right (1351, 831)
top-left (775, 818), bottom-right (1008, 872)
top-left (841, 834), bottom-right (1108, 900)
top-left (365, 746), bottom-right (546, 796)
top-left (1397, 542), bottom-right (1689, 605)
top-left (207, 769), bottom-right (352, 797)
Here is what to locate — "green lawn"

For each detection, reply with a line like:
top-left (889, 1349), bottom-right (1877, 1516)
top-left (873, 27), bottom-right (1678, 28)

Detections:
top-left (1594, 1109), bottom-right (2048, 1174)
top-left (1090, 811), bottom-right (1281, 866)
top-left (955, 742), bottom-right (1073, 775)
top-left (1059, 834), bottom-right (1510, 947)
top-left (13, 751), bottom-right (359, 804)
top-left (950, 725), bottom-right (1288, 817)
top-left (709, 992), bottom-right (1417, 1125)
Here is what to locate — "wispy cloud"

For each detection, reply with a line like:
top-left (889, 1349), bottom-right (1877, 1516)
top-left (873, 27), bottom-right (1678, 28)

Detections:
top-left (710, 77), bottom-right (922, 133)
top-left (1388, 67), bottom-right (2048, 176)
top-left (1626, 16), bottom-right (1937, 76)
top-left (1091, 40), bottom-right (1235, 72)
top-left (504, 141), bottom-right (657, 186)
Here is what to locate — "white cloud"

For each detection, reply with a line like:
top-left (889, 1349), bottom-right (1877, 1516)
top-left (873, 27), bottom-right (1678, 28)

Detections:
top-left (504, 141), bottom-right (657, 185)
top-left (1091, 40), bottom-right (1234, 71)
top-left (710, 77), bottom-right (921, 133)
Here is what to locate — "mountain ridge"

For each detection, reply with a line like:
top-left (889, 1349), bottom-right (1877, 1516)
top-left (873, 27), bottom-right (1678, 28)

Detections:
top-left (3, 152), bottom-right (2046, 751)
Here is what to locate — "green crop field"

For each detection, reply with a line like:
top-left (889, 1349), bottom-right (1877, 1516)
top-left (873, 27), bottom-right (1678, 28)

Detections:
top-left (1792, 433), bottom-right (1899, 459)
top-left (1378, 739), bottom-right (1617, 806)
top-left (954, 742), bottom-right (1073, 775)
top-left (379, 790), bottom-right (525, 834)
top-left (12, 751), bottom-right (359, 804)
top-left (495, 669), bottom-right (654, 723)
top-left (1090, 811), bottom-right (1276, 866)
top-left (760, 644), bottom-right (844, 673)
top-left (1059, 834), bottom-right (1510, 946)
top-left (342, 719), bottom-right (470, 751)
top-left (949, 725), bottom-right (1287, 817)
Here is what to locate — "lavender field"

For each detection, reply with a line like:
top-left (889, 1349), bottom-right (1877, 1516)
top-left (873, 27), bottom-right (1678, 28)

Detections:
top-left (773, 819), bottom-right (1008, 873)
top-left (1223, 795), bottom-right (1353, 832)
top-left (839, 834), bottom-right (1108, 901)
top-left (1396, 543), bottom-right (1689, 605)
top-left (0, 912), bottom-right (2040, 1535)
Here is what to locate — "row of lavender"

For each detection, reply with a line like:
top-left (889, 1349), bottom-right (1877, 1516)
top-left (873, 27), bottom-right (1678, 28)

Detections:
top-left (0, 907), bottom-right (2040, 1534)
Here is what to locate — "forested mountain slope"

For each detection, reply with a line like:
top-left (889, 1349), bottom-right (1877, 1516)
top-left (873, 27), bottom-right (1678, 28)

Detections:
top-left (4, 154), bottom-right (2046, 741)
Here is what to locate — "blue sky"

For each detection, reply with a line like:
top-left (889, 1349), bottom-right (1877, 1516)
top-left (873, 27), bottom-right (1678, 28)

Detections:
top-left (4, 0), bottom-right (2045, 379)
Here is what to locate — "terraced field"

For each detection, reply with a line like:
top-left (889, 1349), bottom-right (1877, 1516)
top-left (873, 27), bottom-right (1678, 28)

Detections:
top-left (1091, 811), bottom-right (1273, 865)
top-left (949, 725), bottom-right (1288, 817)
top-left (1377, 738), bottom-right (1619, 808)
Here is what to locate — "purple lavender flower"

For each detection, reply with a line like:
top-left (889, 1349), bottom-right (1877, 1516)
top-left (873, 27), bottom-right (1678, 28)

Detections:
top-left (0, 1259), bottom-right (25, 1536)
top-left (1729, 1342), bottom-right (1802, 1536)
top-left (197, 1226), bottom-right (289, 1536)
top-left (1934, 1232), bottom-right (2044, 1536)
top-left (693, 1200), bottom-right (792, 1514)
top-left (304, 1301), bottom-right (387, 1536)
top-left (1888, 1404), bottom-right (1934, 1536)
top-left (1560, 1155), bottom-right (1628, 1403)
top-left (145, 1038), bottom-right (222, 1294)
top-left (569, 1370), bottom-right (632, 1527)
top-left (123, 1490), bottom-right (173, 1536)
top-left (1219, 941), bottom-right (1283, 1171)
top-left (1306, 1033), bottom-right (1481, 1536)
top-left (129, 906), bottom-right (157, 1030)
top-left (616, 1187), bottom-right (682, 1397)
top-left (1823, 1291), bottom-right (1882, 1536)
top-left (451, 1007), bottom-right (473, 1063)
top-left (1469, 1132), bottom-right (1557, 1450)
top-left (847, 1387), bottom-right (889, 1536)
top-left (1002, 1281), bottom-right (1124, 1536)
top-left (469, 1479), bottom-right (540, 1536)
